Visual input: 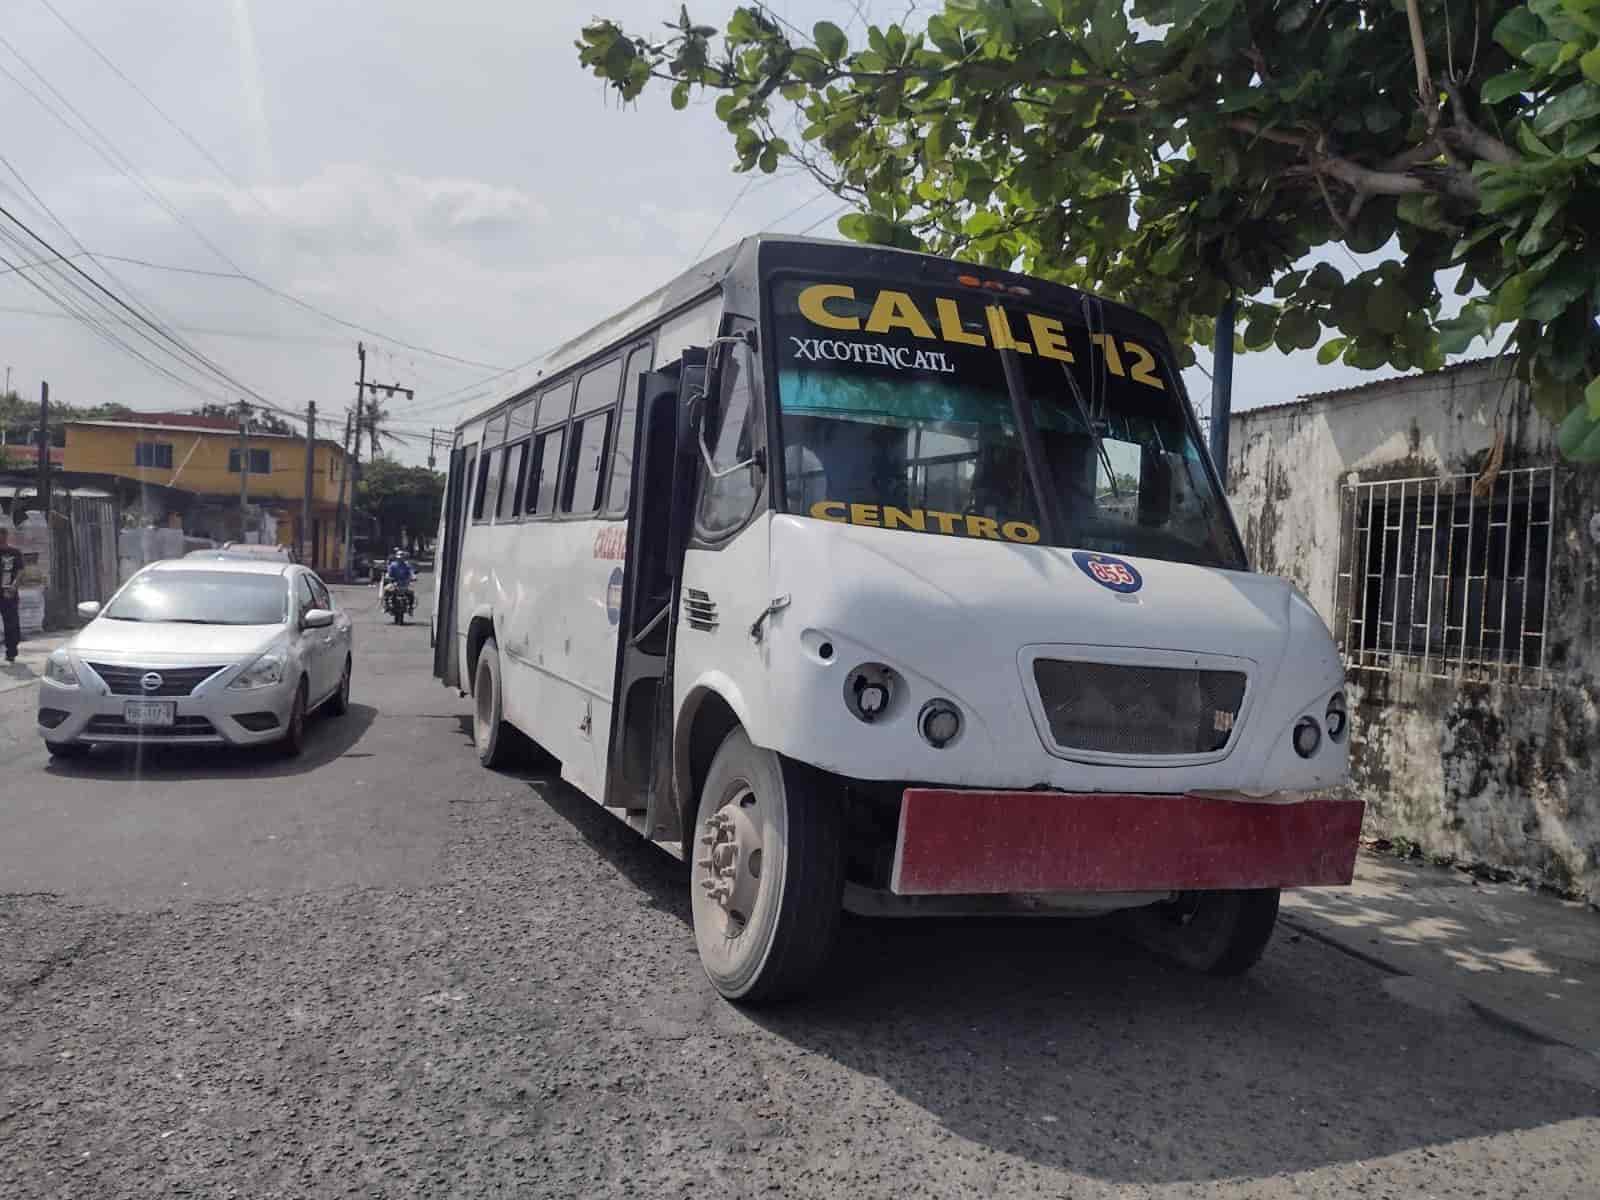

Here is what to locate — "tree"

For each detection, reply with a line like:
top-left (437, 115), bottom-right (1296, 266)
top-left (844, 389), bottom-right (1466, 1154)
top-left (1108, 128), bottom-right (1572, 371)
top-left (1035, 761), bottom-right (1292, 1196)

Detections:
top-left (578, 1), bottom-right (1600, 460)
top-left (356, 458), bottom-right (444, 553)
top-left (191, 402), bottom-right (294, 436)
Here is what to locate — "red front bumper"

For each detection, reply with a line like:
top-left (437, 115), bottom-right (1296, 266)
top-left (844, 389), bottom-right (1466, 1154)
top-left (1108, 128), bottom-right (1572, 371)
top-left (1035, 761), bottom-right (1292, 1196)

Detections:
top-left (890, 789), bottom-right (1365, 896)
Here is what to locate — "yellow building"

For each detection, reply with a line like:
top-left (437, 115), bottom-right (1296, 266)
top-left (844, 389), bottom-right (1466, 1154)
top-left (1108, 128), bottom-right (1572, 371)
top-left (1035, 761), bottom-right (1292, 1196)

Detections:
top-left (63, 416), bottom-right (351, 571)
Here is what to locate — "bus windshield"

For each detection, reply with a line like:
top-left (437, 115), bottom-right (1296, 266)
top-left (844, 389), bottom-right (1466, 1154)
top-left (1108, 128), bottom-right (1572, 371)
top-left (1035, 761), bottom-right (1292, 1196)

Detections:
top-left (770, 277), bottom-right (1245, 569)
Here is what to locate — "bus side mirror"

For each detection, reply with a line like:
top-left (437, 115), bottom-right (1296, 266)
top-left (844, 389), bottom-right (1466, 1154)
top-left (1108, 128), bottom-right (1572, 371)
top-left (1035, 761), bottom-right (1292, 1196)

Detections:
top-left (694, 341), bottom-right (762, 482)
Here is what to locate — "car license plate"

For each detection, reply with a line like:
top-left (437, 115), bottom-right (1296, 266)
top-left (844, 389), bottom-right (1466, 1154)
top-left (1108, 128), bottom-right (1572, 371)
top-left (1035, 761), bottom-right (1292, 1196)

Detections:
top-left (123, 700), bottom-right (175, 727)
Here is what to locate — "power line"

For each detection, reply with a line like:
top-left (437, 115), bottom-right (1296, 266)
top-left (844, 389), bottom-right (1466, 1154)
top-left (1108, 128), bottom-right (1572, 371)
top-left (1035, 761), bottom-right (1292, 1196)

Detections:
top-left (694, 173), bottom-right (759, 262)
top-left (798, 202), bottom-right (851, 235)
top-left (81, 252), bottom-right (509, 371)
top-left (0, 197), bottom-right (295, 420)
top-left (0, 302), bottom-right (361, 347)
top-left (0, 32), bottom-right (506, 374)
top-left (0, 243), bottom-right (230, 406)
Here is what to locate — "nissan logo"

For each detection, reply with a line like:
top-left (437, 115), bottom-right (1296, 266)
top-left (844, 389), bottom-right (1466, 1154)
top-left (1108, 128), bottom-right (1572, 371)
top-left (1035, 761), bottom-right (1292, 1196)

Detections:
top-left (140, 672), bottom-right (164, 693)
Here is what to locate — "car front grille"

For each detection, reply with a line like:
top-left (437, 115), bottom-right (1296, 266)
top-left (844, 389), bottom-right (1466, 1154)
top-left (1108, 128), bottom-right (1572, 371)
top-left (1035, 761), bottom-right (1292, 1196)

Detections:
top-left (85, 663), bottom-right (228, 696)
top-left (85, 715), bottom-right (218, 738)
top-left (1031, 659), bottom-right (1247, 757)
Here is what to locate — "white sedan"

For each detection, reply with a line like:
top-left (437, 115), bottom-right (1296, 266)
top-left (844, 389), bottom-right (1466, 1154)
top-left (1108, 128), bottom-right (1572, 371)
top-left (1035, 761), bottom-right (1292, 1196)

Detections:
top-left (36, 559), bottom-right (354, 759)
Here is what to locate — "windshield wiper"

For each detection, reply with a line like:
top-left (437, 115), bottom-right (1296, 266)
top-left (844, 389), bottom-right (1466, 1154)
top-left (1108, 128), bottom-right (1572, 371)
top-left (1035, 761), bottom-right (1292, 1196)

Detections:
top-left (1056, 356), bottom-right (1120, 500)
top-left (995, 338), bottom-right (1062, 546)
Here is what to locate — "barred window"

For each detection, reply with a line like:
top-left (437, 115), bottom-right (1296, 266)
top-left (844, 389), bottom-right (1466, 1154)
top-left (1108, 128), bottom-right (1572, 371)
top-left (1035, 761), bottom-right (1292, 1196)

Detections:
top-left (1337, 467), bottom-right (1552, 686)
top-left (134, 441), bottom-right (173, 468)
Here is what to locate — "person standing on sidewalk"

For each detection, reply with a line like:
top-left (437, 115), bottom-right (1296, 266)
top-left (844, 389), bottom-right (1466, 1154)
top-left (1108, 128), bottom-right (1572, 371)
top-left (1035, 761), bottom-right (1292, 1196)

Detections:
top-left (0, 524), bottom-right (23, 663)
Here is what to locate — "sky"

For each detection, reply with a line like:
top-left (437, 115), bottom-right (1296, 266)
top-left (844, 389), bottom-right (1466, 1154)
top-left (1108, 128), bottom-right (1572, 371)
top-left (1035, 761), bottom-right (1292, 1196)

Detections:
top-left (0, 0), bottom-right (1408, 468)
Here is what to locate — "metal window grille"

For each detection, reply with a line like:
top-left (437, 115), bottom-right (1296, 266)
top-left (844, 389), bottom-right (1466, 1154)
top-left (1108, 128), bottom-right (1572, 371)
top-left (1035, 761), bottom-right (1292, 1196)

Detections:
top-left (1336, 467), bottom-right (1553, 688)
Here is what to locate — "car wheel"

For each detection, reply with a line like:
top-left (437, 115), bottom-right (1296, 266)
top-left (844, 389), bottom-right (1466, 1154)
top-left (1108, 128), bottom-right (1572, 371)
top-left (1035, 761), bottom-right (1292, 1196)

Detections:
top-left (472, 640), bottom-right (524, 769)
top-left (1129, 888), bottom-right (1281, 976)
top-left (327, 656), bottom-right (351, 716)
top-left (690, 727), bottom-right (845, 1005)
top-left (45, 740), bottom-right (90, 760)
top-left (278, 679), bottom-right (308, 758)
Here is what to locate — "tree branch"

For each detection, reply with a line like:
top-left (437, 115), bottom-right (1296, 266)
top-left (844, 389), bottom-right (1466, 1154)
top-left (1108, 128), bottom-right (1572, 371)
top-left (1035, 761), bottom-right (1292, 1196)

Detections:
top-left (1442, 86), bottom-right (1517, 164)
top-left (1405, 0), bottom-right (1440, 132)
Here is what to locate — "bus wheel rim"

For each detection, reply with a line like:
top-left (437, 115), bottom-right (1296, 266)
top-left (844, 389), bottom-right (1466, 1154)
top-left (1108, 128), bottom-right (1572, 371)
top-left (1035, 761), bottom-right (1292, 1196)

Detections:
top-left (697, 784), bottom-right (764, 939)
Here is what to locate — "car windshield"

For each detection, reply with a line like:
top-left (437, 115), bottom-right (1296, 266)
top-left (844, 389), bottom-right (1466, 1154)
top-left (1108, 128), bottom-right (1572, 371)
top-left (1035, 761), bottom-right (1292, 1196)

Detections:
top-left (102, 571), bottom-right (289, 625)
top-left (771, 278), bottom-right (1245, 569)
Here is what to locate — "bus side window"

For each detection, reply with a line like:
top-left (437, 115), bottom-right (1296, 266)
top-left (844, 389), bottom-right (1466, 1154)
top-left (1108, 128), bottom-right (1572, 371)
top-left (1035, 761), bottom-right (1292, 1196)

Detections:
top-left (479, 447), bottom-right (504, 524)
top-left (497, 443), bottom-right (525, 521)
top-left (507, 442), bottom-right (531, 517)
top-left (471, 453), bottom-right (492, 522)
top-left (561, 411), bottom-right (613, 514)
top-left (606, 341), bottom-right (655, 516)
top-left (695, 328), bottom-right (764, 540)
top-left (561, 358), bottom-right (623, 515)
top-left (527, 428), bottom-right (565, 515)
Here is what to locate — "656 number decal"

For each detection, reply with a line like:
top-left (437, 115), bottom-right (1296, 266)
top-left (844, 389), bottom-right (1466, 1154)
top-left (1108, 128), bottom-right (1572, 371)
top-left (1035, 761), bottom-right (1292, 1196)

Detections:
top-left (1072, 551), bottom-right (1143, 594)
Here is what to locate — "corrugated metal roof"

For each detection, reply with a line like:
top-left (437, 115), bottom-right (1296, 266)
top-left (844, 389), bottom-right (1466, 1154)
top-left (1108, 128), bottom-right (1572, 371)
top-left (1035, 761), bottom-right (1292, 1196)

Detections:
top-left (66, 419), bottom-right (345, 451)
top-left (1232, 357), bottom-right (1501, 419)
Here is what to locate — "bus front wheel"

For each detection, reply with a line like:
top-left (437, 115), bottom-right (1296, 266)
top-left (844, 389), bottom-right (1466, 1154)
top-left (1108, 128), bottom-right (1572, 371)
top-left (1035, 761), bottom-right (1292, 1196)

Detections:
top-left (690, 728), bottom-right (844, 1005)
top-left (1130, 888), bottom-right (1281, 976)
top-left (472, 640), bottom-right (522, 769)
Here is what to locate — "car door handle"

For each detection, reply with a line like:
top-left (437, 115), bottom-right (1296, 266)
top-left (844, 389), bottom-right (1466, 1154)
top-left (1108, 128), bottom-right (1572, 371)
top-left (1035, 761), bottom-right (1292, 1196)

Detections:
top-left (322, 636), bottom-right (334, 645)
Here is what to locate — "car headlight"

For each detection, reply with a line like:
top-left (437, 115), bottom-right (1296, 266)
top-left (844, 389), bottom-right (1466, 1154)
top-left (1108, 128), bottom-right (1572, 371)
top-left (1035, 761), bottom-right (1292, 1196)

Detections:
top-left (228, 651), bottom-right (286, 690)
top-left (44, 651), bottom-right (79, 687)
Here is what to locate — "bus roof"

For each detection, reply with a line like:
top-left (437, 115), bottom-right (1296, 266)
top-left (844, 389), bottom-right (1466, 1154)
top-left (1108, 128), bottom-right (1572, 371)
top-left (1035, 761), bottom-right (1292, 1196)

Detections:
top-left (456, 234), bottom-right (1159, 433)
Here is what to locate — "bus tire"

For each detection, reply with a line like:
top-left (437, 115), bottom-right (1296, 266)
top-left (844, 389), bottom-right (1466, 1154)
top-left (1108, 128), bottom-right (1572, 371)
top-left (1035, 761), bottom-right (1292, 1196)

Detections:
top-left (472, 640), bottom-right (522, 769)
top-left (690, 727), bottom-right (844, 1005)
top-left (1130, 888), bottom-right (1280, 976)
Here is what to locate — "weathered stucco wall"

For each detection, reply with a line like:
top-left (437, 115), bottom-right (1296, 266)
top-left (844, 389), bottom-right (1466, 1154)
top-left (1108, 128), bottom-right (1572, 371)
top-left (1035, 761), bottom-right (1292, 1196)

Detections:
top-left (1226, 362), bottom-right (1600, 901)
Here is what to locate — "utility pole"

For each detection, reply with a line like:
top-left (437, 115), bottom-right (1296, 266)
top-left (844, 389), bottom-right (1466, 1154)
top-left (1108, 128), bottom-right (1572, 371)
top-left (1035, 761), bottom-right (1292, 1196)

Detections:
top-left (237, 400), bottom-right (251, 539)
top-left (426, 427), bottom-right (452, 470)
top-left (301, 400), bottom-right (317, 566)
top-left (36, 380), bottom-right (50, 517)
top-left (357, 379), bottom-right (414, 462)
top-left (340, 343), bottom-right (366, 581)
top-left (1209, 297), bottom-right (1237, 489)
top-left (332, 410), bottom-right (353, 573)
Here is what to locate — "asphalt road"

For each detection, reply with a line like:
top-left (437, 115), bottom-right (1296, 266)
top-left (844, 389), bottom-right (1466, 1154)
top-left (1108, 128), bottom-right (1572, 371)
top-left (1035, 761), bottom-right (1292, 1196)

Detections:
top-left (1, 581), bottom-right (1595, 1199)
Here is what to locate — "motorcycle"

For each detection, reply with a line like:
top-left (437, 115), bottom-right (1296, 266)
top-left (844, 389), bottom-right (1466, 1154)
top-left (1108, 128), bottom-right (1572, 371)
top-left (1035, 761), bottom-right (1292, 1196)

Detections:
top-left (382, 580), bottom-right (416, 625)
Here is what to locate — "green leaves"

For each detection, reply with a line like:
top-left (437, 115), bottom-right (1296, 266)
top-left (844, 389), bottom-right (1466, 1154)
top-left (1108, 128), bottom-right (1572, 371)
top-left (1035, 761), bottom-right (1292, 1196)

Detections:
top-left (1482, 69), bottom-right (1535, 103)
top-left (576, 1), bottom-right (1600, 460)
top-left (813, 20), bottom-right (848, 62)
top-left (1535, 81), bottom-right (1600, 134)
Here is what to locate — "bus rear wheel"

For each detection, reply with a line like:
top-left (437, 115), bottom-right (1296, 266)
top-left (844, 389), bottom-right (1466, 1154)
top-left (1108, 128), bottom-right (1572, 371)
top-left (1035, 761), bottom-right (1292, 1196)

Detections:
top-left (472, 640), bottom-right (523, 769)
top-left (1130, 888), bottom-right (1281, 976)
top-left (690, 728), bottom-right (844, 1005)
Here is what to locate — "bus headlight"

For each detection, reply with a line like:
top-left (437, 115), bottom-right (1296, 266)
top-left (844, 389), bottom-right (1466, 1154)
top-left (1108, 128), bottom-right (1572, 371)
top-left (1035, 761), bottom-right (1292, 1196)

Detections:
top-left (918, 699), bottom-right (962, 748)
top-left (1326, 692), bottom-right (1348, 742)
top-left (844, 663), bottom-right (897, 724)
top-left (1292, 716), bottom-right (1322, 759)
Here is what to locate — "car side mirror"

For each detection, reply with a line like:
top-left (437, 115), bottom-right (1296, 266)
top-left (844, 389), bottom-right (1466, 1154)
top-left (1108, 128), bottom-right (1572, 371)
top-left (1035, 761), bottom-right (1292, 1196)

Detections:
top-left (76, 600), bottom-right (101, 621)
top-left (303, 608), bottom-right (335, 629)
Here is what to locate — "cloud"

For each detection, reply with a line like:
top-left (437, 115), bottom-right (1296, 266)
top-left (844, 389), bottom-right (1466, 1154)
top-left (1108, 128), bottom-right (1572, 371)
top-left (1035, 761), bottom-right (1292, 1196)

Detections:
top-left (129, 163), bottom-right (549, 258)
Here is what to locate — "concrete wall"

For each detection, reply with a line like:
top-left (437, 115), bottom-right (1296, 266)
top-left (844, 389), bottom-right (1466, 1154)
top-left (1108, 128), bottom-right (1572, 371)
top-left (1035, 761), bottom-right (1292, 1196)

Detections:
top-left (1227, 362), bottom-right (1600, 901)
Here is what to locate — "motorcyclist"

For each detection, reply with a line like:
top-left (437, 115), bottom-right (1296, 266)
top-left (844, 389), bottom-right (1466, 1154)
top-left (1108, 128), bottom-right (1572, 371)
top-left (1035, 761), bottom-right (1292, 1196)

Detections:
top-left (382, 550), bottom-right (414, 606)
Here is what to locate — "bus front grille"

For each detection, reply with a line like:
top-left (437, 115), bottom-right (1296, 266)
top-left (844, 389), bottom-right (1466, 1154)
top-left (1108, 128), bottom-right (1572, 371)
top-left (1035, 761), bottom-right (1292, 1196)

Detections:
top-left (1031, 659), bottom-right (1247, 757)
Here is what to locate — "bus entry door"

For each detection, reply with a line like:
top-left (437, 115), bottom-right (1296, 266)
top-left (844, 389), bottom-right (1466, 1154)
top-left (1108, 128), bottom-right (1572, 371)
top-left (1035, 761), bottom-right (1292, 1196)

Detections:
top-left (605, 356), bottom-right (705, 843)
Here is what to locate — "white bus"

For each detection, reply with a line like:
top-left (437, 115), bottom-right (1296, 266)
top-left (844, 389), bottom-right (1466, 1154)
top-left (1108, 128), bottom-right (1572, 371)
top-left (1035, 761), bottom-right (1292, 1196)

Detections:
top-left (433, 236), bottom-right (1361, 1004)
